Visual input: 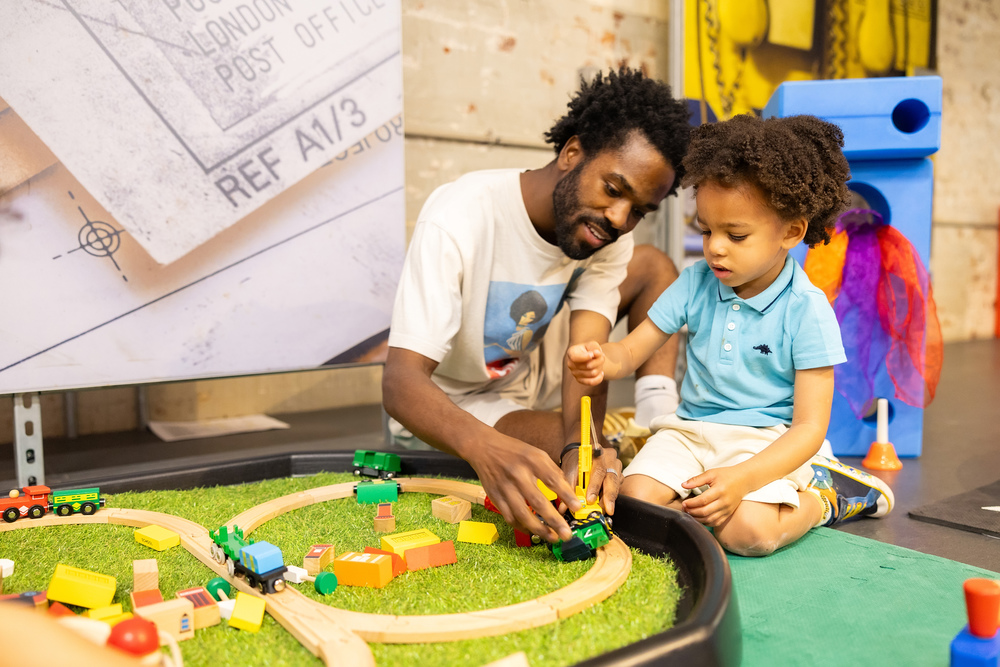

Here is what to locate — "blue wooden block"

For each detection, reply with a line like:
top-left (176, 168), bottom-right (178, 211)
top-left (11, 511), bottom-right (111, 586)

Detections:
top-left (791, 159), bottom-right (934, 457)
top-left (951, 626), bottom-right (1000, 667)
top-left (763, 76), bottom-right (942, 161)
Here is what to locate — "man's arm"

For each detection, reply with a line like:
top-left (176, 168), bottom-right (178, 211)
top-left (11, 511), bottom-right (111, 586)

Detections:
top-left (382, 347), bottom-right (579, 542)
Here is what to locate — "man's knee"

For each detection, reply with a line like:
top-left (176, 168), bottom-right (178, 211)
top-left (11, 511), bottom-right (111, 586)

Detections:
top-left (628, 244), bottom-right (680, 288)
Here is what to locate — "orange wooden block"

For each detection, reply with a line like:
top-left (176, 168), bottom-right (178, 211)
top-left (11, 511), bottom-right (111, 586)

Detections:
top-left (333, 552), bottom-right (393, 588)
top-left (374, 503), bottom-right (396, 533)
top-left (405, 540), bottom-right (457, 572)
top-left (130, 588), bottom-right (164, 609)
top-left (303, 544), bottom-right (335, 576)
top-left (362, 547), bottom-right (406, 578)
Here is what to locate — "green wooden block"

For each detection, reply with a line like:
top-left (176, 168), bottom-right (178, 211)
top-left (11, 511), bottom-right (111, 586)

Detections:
top-left (354, 480), bottom-right (399, 504)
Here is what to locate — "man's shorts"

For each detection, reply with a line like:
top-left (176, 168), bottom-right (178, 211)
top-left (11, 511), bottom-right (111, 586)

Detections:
top-left (388, 308), bottom-right (570, 446)
top-left (622, 413), bottom-right (815, 508)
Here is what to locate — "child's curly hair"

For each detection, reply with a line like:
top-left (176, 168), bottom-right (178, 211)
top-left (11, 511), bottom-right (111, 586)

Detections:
top-left (545, 67), bottom-right (691, 196)
top-left (681, 114), bottom-right (851, 246)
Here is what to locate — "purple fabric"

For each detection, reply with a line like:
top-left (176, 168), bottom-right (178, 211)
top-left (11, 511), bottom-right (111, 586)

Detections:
top-left (833, 210), bottom-right (883, 418)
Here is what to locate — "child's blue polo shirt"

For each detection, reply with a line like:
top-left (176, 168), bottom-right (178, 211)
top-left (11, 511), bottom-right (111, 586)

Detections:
top-left (647, 256), bottom-right (846, 427)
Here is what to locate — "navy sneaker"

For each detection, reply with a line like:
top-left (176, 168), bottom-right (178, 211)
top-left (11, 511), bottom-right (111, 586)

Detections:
top-left (807, 456), bottom-right (894, 527)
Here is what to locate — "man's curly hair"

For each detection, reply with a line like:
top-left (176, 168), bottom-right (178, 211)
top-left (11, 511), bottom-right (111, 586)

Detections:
top-left (681, 114), bottom-right (851, 246)
top-left (544, 67), bottom-right (691, 196)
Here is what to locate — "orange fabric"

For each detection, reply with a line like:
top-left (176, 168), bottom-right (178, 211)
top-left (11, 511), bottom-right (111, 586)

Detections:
top-left (803, 229), bottom-right (849, 304)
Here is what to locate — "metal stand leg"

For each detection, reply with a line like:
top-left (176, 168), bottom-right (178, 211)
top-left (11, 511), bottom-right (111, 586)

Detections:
top-left (13, 393), bottom-right (44, 487)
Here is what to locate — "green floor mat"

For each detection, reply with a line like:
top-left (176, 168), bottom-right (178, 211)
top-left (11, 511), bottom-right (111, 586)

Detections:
top-left (730, 527), bottom-right (998, 667)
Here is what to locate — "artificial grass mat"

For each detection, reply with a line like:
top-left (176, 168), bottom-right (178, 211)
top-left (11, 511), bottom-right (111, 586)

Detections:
top-left (729, 526), bottom-right (999, 667)
top-left (0, 472), bottom-right (682, 666)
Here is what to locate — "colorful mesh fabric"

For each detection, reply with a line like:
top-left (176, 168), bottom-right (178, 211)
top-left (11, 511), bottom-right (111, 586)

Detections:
top-left (804, 209), bottom-right (943, 417)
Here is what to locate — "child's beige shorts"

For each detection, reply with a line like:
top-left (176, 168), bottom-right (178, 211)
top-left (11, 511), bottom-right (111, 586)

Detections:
top-left (622, 413), bottom-right (815, 507)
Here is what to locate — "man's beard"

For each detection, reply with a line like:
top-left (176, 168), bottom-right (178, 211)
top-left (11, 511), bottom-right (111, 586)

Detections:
top-left (551, 162), bottom-right (618, 260)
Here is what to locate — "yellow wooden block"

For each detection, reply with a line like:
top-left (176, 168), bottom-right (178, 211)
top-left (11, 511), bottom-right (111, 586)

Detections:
top-left (228, 592), bottom-right (266, 633)
top-left (457, 521), bottom-right (499, 545)
top-left (101, 612), bottom-right (134, 627)
top-left (85, 603), bottom-right (122, 620)
top-left (134, 525), bottom-right (180, 551)
top-left (380, 528), bottom-right (440, 557)
top-left (432, 496), bottom-right (472, 524)
top-left (47, 563), bottom-right (116, 609)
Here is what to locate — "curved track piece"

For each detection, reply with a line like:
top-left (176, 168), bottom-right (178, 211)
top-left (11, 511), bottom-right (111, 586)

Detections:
top-left (227, 479), bottom-right (632, 643)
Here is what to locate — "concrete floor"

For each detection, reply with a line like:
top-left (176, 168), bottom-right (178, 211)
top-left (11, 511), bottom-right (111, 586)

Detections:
top-left (2, 340), bottom-right (997, 572)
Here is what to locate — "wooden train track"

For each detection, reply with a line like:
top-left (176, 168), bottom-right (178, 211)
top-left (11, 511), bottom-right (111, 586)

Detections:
top-left (1, 477), bottom-right (632, 664)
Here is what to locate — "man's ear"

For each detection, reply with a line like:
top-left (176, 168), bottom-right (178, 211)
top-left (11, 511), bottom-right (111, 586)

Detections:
top-left (783, 217), bottom-right (808, 249)
top-left (556, 136), bottom-right (585, 173)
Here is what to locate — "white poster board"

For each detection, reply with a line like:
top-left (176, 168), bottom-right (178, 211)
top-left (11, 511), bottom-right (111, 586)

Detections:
top-left (0, 0), bottom-right (401, 264)
top-left (0, 1), bottom-right (405, 394)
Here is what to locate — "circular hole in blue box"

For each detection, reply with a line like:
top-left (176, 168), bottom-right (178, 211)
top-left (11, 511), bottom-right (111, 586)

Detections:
top-left (892, 98), bottom-right (930, 134)
top-left (847, 183), bottom-right (891, 226)
top-left (860, 397), bottom-right (895, 425)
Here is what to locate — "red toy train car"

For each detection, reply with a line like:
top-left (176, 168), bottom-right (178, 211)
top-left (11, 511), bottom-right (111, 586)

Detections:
top-left (0, 485), bottom-right (105, 523)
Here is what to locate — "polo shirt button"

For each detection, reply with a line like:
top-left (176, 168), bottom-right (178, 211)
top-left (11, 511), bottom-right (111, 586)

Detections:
top-left (732, 304), bottom-right (741, 311)
top-left (727, 322), bottom-right (735, 330)
top-left (724, 343), bottom-right (732, 351)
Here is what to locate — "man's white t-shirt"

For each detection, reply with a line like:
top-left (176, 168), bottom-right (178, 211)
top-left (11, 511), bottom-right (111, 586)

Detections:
top-left (388, 168), bottom-right (633, 397)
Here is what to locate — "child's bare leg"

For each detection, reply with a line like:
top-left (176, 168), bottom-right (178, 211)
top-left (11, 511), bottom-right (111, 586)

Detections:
top-left (620, 474), bottom-right (684, 511)
top-left (713, 492), bottom-right (824, 557)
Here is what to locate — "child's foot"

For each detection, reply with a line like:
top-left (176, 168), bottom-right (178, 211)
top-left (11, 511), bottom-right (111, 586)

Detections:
top-left (807, 456), bottom-right (894, 527)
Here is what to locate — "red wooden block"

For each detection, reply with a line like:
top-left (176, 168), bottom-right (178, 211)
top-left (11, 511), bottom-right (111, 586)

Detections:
top-left (130, 588), bottom-right (164, 608)
top-left (404, 540), bottom-right (457, 571)
top-left (483, 496), bottom-right (502, 514)
top-left (47, 601), bottom-right (75, 617)
top-left (514, 529), bottom-right (534, 547)
top-left (362, 547), bottom-right (406, 578)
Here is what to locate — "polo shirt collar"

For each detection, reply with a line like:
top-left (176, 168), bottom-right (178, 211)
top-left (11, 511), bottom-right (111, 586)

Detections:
top-left (717, 256), bottom-right (795, 313)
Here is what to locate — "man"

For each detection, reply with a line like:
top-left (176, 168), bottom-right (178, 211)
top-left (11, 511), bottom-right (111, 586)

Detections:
top-left (383, 68), bottom-right (691, 542)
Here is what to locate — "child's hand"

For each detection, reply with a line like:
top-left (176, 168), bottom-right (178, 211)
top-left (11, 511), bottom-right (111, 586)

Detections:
top-left (565, 341), bottom-right (606, 386)
top-left (680, 467), bottom-right (750, 527)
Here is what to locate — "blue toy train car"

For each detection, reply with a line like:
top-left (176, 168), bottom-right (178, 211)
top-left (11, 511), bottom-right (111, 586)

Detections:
top-left (209, 524), bottom-right (288, 594)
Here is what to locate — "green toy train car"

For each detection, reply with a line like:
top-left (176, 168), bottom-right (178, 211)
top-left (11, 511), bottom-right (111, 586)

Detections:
top-left (552, 512), bottom-right (613, 563)
top-left (352, 450), bottom-right (402, 479)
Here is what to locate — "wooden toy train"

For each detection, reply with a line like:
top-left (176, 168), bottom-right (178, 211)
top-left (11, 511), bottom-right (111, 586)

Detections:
top-left (209, 524), bottom-right (289, 594)
top-left (0, 485), bottom-right (105, 523)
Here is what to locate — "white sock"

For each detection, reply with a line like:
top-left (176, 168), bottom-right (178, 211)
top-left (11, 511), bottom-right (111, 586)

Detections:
top-left (633, 375), bottom-right (679, 429)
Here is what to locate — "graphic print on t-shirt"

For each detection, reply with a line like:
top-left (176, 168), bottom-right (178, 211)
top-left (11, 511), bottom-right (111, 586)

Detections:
top-left (483, 280), bottom-right (569, 378)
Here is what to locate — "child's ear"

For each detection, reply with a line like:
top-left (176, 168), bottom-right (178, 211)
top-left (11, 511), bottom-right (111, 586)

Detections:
top-left (782, 217), bottom-right (808, 249)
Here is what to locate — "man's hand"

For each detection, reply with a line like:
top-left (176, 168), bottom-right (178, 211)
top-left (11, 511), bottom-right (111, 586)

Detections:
top-left (465, 432), bottom-right (582, 543)
top-left (559, 445), bottom-right (624, 515)
top-left (680, 466), bottom-right (751, 527)
top-left (566, 341), bottom-right (606, 386)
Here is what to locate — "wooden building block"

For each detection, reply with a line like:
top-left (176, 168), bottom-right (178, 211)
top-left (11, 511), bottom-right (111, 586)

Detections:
top-left (333, 552), bottom-right (393, 589)
top-left (457, 521), bottom-right (499, 545)
top-left (405, 540), bottom-right (457, 572)
top-left (380, 528), bottom-right (440, 557)
top-left (85, 603), bottom-right (123, 620)
top-left (0, 558), bottom-right (14, 578)
top-left (362, 547), bottom-right (406, 578)
top-left (134, 525), bottom-right (180, 551)
top-left (130, 588), bottom-right (164, 609)
top-left (374, 503), bottom-right (396, 533)
top-left (134, 597), bottom-right (194, 642)
top-left (47, 563), bottom-right (116, 609)
top-left (132, 559), bottom-right (159, 592)
top-left (228, 592), bottom-right (266, 633)
top-left (303, 544), bottom-right (335, 575)
top-left (176, 586), bottom-right (221, 629)
top-left (432, 496), bottom-right (472, 523)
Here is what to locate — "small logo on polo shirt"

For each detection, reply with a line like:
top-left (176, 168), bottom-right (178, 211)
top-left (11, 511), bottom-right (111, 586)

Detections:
top-left (753, 344), bottom-right (772, 355)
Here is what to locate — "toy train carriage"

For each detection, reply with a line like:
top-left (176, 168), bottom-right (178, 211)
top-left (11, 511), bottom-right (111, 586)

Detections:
top-left (552, 513), bottom-right (613, 563)
top-left (0, 485), bottom-right (104, 523)
top-left (50, 487), bottom-right (104, 517)
top-left (209, 524), bottom-right (287, 594)
top-left (352, 450), bottom-right (402, 479)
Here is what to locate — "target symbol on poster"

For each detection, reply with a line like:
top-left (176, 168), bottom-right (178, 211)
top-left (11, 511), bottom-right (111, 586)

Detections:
top-left (54, 191), bottom-right (128, 281)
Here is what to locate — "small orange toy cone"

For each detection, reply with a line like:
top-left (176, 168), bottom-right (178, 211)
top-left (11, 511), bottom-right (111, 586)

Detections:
top-left (863, 439), bottom-right (903, 471)
top-left (862, 398), bottom-right (903, 471)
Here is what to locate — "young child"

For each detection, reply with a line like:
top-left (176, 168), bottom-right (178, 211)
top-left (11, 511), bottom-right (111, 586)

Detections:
top-left (566, 114), bottom-right (894, 557)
